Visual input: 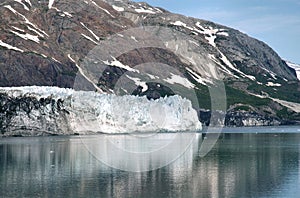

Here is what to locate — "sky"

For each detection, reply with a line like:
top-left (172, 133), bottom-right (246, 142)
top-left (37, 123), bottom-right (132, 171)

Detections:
top-left (136, 0), bottom-right (300, 64)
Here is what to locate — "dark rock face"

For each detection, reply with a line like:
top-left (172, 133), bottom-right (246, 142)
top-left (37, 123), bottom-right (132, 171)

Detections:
top-left (225, 111), bottom-right (280, 127)
top-left (0, 93), bottom-right (70, 136)
top-left (0, 0), bottom-right (299, 128)
top-left (0, 51), bottom-right (76, 87)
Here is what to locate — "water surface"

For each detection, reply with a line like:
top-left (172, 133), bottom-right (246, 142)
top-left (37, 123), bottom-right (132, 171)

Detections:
top-left (1, 127), bottom-right (300, 197)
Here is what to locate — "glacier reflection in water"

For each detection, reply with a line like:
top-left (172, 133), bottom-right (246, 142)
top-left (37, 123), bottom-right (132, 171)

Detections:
top-left (1, 131), bottom-right (300, 197)
top-left (80, 133), bottom-right (196, 172)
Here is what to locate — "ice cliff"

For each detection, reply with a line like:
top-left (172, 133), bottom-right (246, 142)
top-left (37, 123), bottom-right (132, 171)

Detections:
top-left (0, 86), bottom-right (201, 136)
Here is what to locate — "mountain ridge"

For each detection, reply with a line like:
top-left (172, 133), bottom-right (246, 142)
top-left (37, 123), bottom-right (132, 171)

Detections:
top-left (0, 0), bottom-right (299, 130)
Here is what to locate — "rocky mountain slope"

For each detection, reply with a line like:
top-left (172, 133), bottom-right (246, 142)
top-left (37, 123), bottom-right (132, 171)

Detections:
top-left (0, 0), bottom-right (299, 128)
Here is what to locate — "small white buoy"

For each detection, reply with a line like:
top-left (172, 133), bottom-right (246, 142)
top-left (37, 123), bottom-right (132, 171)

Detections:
top-left (50, 150), bottom-right (54, 154)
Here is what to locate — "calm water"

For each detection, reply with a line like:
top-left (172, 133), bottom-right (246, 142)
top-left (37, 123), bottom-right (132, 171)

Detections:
top-left (1, 127), bottom-right (300, 197)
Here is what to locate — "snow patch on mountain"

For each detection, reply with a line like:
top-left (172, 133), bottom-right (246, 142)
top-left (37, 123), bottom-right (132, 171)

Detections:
top-left (171, 21), bottom-right (187, 27)
top-left (164, 73), bottom-right (195, 89)
top-left (90, 0), bottom-right (115, 18)
top-left (80, 22), bottom-right (100, 41)
top-left (4, 5), bottom-right (49, 38)
top-left (51, 6), bottom-right (73, 17)
top-left (48, 0), bottom-right (55, 9)
top-left (10, 30), bottom-right (40, 43)
top-left (186, 67), bottom-right (210, 85)
top-left (249, 92), bottom-right (300, 113)
top-left (266, 82), bottom-right (281, 87)
top-left (103, 57), bottom-right (139, 73)
top-left (126, 75), bottom-right (148, 92)
top-left (271, 98), bottom-right (300, 113)
top-left (68, 54), bottom-right (103, 93)
top-left (14, 0), bottom-right (30, 10)
top-left (81, 33), bottom-right (98, 44)
top-left (112, 5), bottom-right (124, 12)
top-left (169, 20), bottom-right (255, 81)
top-left (135, 8), bottom-right (156, 14)
top-left (0, 40), bottom-right (24, 52)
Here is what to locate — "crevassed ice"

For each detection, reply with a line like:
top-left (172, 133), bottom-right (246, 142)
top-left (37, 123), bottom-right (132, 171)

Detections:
top-left (286, 61), bottom-right (300, 80)
top-left (1, 86), bottom-right (201, 133)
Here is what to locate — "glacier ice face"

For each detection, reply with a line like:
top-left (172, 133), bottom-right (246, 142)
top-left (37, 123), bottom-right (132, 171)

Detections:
top-left (286, 61), bottom-right (300, 80)
top-left (0, 86), bottom-right (201, 135)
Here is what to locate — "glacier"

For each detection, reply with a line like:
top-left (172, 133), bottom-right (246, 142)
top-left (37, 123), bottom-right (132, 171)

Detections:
top-left (0, 86), bottom-right (201, 136)
top-left (286, 61), bottom-right (300, 80)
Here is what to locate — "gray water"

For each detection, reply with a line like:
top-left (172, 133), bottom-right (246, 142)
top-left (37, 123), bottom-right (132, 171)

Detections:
top-left (1, 127), bottom-right (300, 197)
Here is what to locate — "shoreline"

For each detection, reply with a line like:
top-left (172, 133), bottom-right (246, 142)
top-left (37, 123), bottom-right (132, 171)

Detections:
top-left (1, 125), bottom-right (300, 138)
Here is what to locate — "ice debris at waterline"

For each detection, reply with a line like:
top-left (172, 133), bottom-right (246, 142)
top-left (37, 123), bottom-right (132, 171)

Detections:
top-left (0, 86), bottom-right (201, 136)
